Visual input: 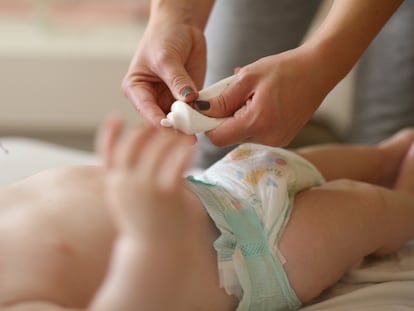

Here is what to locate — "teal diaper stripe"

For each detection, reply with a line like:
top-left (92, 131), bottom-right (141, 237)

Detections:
top-left (187, 177), bottom-right (302, 311)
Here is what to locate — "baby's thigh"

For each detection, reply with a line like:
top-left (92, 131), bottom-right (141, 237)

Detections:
top-left (278, 179), bottom-right (393, 303)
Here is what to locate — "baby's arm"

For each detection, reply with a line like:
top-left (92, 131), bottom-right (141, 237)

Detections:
top-left (90, 117), bottom-right (236, 311)
top-left (91, 117), bottom-right (195, 310)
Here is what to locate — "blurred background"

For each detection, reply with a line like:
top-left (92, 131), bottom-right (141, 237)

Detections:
top-left (0, 0), bottom-right (150, 150)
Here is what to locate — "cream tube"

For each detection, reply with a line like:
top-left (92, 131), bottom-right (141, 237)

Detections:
top-left (160, 75), bottom-right (235, 134)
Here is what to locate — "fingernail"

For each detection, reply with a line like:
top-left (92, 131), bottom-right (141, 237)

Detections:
top-left (181, 87), bottom-right (195, 98)
top-left (195, 100), bottom-right (210, 111)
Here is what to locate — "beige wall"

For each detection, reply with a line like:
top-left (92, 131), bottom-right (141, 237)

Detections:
top-left (0, 19), bottom-right (145, 149)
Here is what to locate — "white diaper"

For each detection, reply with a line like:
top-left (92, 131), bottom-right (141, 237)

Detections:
top-left (187, 144), bottom-right (325, 310)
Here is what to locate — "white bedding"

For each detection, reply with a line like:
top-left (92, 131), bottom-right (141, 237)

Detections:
top-left (303, 242), bottom-right (414, 310)
top-left (1, 137), bottom-right (413, 310)
top-left (0, 137), bottom-right (98, 185)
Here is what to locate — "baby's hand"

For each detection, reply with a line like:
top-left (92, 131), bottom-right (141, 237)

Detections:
top-left (97, 116), bottom-right (195, 239)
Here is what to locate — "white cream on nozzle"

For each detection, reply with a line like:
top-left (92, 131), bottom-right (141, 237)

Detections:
top-left (160, 75), bottom-right (235, 134)
top-left (160, 101), bottom-right (225, 135)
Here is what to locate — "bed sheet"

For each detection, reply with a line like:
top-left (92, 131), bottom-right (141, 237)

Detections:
top-left (1, 137), bottom-right (413, 310)
top-left (0, 137), bottom-right (98, 185)
top-left (303, 240), bottom-right (414, 310)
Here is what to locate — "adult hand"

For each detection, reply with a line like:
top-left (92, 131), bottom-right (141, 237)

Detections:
top-left (122, 19), bottom-right (207, 131)
top-left (200, 47), bottom-right (331, 147)
top-left (198, 0), bottom-right (403, 148)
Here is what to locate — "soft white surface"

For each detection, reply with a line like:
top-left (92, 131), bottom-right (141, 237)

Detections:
top-left (0, 138), bottom-right (413, 309)
top-left (0, 137), bottom-right (98, 185)
top-left (303, 241), bottom-right (414, 310)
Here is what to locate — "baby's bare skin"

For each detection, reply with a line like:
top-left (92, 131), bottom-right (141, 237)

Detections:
top-left (0, 164), bottom-right (223, 310)
top-left (0, 166), bottom-right (115, 307)
top-left (0, 121), bottom-right (414, 310)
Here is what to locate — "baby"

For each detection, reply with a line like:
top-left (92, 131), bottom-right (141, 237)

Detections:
top-left (1, 116), bottom-right (414, 311)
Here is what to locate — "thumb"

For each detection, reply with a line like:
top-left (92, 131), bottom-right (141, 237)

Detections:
top-left (195, 77), bottom-right (251, 118)
top-left (158, 60), bottom-right (198, 103)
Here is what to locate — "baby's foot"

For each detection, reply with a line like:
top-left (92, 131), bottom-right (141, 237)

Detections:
top-left (378, 128), bottom-right (414, 187)
top-left (394, 142), bottom-right (414, 194)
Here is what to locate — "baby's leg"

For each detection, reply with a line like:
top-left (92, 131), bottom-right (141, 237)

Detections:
top-left (279, 156), bottom-right (414, 303)
top-left (394, 142), bottom-right (414, 192)
top-left (294, 128), bottom-right (414, 186)
top-left (90, 118), bottom-right (236, 311)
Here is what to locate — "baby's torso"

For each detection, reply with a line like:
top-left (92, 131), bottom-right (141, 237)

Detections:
top-left (0, 166), bottom-right (115, 308)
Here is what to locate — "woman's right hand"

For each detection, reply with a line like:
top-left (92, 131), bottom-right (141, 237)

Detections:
top-left (122, 19), bottom-right (207, 128)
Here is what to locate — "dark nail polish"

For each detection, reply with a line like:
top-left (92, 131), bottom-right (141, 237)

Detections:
top-left (181, 87), bottom-right (195, 98)
top-left (195, 100), bottom-right (211, 111)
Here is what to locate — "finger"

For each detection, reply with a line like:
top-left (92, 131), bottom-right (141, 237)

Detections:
top-left (234, 66), bottom-right (242, 74)
top-left (185, 133), bottom-right (198, 145)
top-left (123, 82), bottom-right (167, 127)
top-left (136, 132), bottom-right (183, 181)
top-left (196, 74), bottom-right (253, 118)
top-left (206, 99), bottom-right (258, 146)
top-left (395, 143), bottom-right (414, 192)
top-left (158, 57), bottom-right (198, 103)
top-left (113, 126), bottom-right (155, 170)
top-left (154, 118), bottom-right (198, 145)
top-left (95, 114), bottom-right (124, 169)
top-left (207, 80), bottom-right (289, 147)
top-left (159, 139), bottom-right (195, 187)
top-left (206, 117), bottom-right (250, 147)
top-left (185, 27), bottom-right (207, 91)
top-left (172, 130), bottom-right (198, 145)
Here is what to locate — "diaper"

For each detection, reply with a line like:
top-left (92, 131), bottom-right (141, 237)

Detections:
top-left (187, 144), bottom-right (325, 311)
